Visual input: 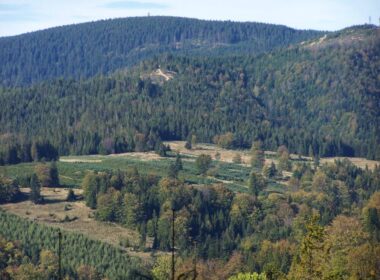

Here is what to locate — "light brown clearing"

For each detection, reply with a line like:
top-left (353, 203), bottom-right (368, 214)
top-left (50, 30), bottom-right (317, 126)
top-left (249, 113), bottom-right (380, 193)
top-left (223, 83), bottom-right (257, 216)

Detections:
top-left (154, 68), bottom-right (175, 81)
top-left (109, 151), bottom-right (162, 161)
top-left (0, 187), bottom-right (155, 261)
top-left (60, 158), bottom-right (102, 163)
top-left (165, 141), bottom-right (379, 170)
top-left (166, 141), bottom-right (274, 166)
top-left (320, 157), bottom-right (379, 170)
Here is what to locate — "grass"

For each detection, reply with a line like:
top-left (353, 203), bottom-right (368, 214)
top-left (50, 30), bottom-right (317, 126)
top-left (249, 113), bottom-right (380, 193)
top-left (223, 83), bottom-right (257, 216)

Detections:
top-left (2, 141), bottom-right (376, 193)
top-left (0, 151), bottom-right (253, 192)
top-left (0, 187), bottom-right (156, 261)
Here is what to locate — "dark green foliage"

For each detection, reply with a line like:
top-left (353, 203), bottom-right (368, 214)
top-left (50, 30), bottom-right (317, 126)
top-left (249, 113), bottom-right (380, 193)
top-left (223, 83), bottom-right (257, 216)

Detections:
top-left (35, 162), bottom-right (60, 187)
top-left (96, 189), bottom-right (122, 222)
top-left (1, 27), bottom-right (377, 160)
top-left (251, 141), bottom-right (265, 170)
top-left (0, 16), bottom-right (321, 87)
top-left (168, 163), bottom-right (179, 179)
top-left (82, 173), bottom-right (101, 209)
top-left (175, 153), bottom-right (183, 171)
top-left (0, 21), bottom-right (379, 278)
top-left (365, 208), bottom-right (380, 241)
top-left (31, 141), bottom-right (59, 162)
top-left (0, 138), bottom-right (58, 166)
top-left (289, 214), bottom-right (325, 279)
top-left (49, 161), bottom-right (60, 187)
top-left (81, 170), bottom-right (238, 258)
top-left (0, 210), bottom-right (143, 279)
top-left (29, 173), bottom-right (42, 204)
top-left (1, 153), bottom-right (378, 276)
top-left (0, 176), bottom-right (20, 203)
top-left (185, 140), bottom-right (192, 150)
top-left (263, 162), bottom-right (277, 178)
top-left (168, 153), bottom-right (183, 178)
top-left (74, 158), bottom-right (380, 273)
top-left (66, 189), bottom-right (76, 202)
top-left (195, 154), bottom-right (212, 175)
top-left (248, 171), bottom-right (266, 197)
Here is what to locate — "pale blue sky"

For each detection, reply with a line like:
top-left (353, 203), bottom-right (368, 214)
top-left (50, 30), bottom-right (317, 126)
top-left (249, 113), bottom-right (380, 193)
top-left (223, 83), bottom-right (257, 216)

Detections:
top-left (0, 0), bottom-right (379, 37)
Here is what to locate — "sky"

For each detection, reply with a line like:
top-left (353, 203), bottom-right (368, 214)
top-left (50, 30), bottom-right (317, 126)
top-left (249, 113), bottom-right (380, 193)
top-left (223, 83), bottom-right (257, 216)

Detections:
top-left (0, 0), bottom-right (379, 37)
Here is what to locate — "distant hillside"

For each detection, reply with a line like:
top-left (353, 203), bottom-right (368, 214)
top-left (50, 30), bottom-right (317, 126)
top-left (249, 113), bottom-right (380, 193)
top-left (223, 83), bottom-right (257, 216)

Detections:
top-left (0, 16), bottom-right (322, 86)
top-left (0, 26), bottom-right (379, 161)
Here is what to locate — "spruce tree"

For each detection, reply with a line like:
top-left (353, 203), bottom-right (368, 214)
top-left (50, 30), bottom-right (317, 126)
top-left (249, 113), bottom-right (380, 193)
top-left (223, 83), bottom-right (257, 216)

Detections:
top-left (175, 153), bottom-right (183, 171)
top-left (30, 174), bottom-right (42, 204)
top-left (66, 189), bottom-right (76, 202)
top-left (248, 171), bottom-right (266, 197)
top-left (250, 141), bottom-right (265, 170)
top-left (49, 161), bottom-right (60, 187)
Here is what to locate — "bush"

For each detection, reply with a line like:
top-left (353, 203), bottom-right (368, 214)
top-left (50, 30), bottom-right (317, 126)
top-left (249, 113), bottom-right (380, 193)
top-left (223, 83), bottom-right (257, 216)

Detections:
top-left (195, 154), bottom-right (212, 175)
top-left (66, 189), bottom-right (76, 202)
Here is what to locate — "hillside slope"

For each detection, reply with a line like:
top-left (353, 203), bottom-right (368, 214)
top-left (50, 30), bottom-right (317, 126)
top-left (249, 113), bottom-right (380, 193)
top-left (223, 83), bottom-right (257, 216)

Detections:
top-left (0, 26), bottom-right (379, 161)
top-left (0, 16), bottom-right (321, 86)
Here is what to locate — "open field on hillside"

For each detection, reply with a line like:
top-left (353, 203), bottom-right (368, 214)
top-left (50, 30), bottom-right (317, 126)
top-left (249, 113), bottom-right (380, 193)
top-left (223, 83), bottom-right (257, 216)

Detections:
top-left (320, 157), bottom-right (380, 170)
top-left (166, 141), bottom-right (379, 170)
top-left (1, 140), bottom-right (378, 266)
top-left (0, 141), bottom-right (377, 193)
top-left (0, 187), bottom-right (158, 261)
top-left (0, 146), bottom-right (256, 193)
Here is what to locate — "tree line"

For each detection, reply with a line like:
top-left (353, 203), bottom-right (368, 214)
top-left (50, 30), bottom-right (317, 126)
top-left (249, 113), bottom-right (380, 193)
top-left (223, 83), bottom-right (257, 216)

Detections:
top-left (0, 26), bottom-right (378, 160)
top-left (0, 16), bottom-right (321, 86)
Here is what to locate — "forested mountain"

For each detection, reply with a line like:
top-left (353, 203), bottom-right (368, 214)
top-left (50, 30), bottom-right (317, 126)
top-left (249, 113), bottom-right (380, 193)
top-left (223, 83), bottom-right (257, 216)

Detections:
top-left (0, 25), bottom-right (378, 162)
top-left (0, 17), bottom-right (379, 280)
top-left (0, 16), bottom-right (322, 86)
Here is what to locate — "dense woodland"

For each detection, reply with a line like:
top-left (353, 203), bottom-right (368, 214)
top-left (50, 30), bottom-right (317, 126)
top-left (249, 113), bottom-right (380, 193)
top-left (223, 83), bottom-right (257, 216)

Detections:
top-left (0, 17), bottom-right (379, 279)
top-left (82, 156), bottom-right (380, 278)
top-left (0, 25), bottom-right (379, 161)
top-left (1, 154), bottom-right (380, 279)
top-left (0, 16), bottom-right (321, 86)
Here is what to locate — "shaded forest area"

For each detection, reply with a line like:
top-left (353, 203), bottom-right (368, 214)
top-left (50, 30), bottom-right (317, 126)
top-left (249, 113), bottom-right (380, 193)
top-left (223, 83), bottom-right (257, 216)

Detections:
top-left (0, 25), bottom-right (379, 162)
top-left (0, 16), bottom-right (322, 86)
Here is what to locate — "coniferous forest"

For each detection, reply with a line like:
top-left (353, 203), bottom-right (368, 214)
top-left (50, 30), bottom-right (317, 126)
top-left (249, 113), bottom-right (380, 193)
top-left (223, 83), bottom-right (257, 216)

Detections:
top-left (0, 16), bottom-right (380, 280)
top-left (0, 23), bottom-right (379, 162)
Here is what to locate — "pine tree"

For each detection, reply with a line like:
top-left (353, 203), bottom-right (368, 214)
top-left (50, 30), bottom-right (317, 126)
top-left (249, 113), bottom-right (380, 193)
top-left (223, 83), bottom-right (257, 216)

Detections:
top-left (185, 139), bottom-right (192, 150)
top-left (30, 174), bottom-right (42, 204)
top-left (263, 162), bottom-right (277, 178)
top-left (168, 163), bottom-right (179, 179)
top-left (278, 146), bottom-right (292, 172)
top-left (248, 171), bottom-right (266, 197)
top-left (82, 173), bottom-right (98, 209)
top-left (195, 154), bottom-right (212, 175)
top-left (175, 153), bottom-right (183, 171)
top-left (250, 141), bottom-right (265, 170)
top-left (288, 214), bottom-right (325, 280)
top-left (49, 161), bottom-right (60, 187)
top-left (66, 189), bottom-right (76, 201)
top-left (365, 208), bottom-right (380, 241)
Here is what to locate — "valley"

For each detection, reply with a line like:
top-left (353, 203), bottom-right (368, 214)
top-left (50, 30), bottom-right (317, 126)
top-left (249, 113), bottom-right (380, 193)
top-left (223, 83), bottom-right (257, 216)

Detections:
top-left (0, 15), bottom-right (379, 280)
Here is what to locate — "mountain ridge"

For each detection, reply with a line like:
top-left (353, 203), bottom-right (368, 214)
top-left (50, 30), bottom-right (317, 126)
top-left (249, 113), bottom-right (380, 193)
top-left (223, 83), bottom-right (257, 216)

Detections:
top-left (0, 16), bottom-right (322, 86)
top-left (0, 25), bottom-right (378, 161)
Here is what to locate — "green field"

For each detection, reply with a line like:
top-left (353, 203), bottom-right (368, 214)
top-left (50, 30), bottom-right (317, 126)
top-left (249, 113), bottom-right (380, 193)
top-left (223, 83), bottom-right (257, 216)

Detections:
top-left (0, 150), bottom-right (287, 195)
